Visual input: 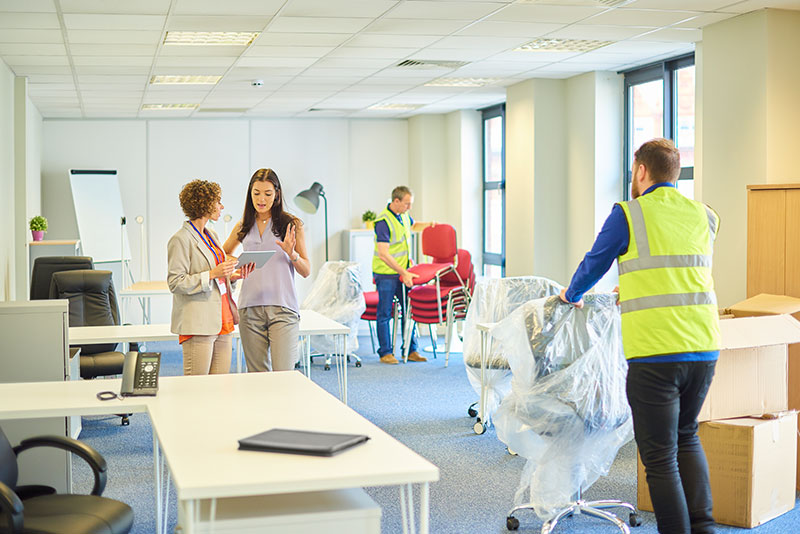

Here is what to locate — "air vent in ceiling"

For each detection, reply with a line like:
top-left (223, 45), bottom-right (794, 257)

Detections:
top-left (396, 59), bottom-right (469, 70)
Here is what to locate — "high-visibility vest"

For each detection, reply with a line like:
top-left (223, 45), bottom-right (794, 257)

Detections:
top-left (617, 186), bottom-right (720, 360)
top-left (372, 207), bottom-right (412, 275)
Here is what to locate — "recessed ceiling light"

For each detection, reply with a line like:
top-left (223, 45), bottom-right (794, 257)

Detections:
top-left (164, 31), bottom-right (259, 46)
top-left (424, 77), bottom-right (500, 88)
top-left (515, 38), bottom-right (613, 53)
top-left (142, 103), bottom-right (197, 110)
top-left (368, 103), bottom-right (423, 111)
top-left (150, 75), bottom-right (222, 85)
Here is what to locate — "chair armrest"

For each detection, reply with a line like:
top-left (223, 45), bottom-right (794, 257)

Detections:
top-left (14, 435), bottom-right (107, 496)
top-left (0, 480), bottom-right (24, 533)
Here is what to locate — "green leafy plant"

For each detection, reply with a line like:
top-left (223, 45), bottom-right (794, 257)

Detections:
top-left (29, 215), bottom-right (48, 232)
top-left (361, 210), bottom-right (376, 223)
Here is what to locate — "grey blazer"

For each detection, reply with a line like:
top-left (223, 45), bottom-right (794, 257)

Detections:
top-left (167, 221), bottom-right (229, 335)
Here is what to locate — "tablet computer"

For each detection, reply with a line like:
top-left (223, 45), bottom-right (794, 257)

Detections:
top-left (238, 428), bottom-right (370, 457)
top-left (235, 250), bottom-right (276, 269)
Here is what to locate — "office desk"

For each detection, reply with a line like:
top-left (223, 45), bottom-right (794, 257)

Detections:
top-left (69, 309), bottom-right (352, 404)
top-left (118, 280), bottom-right (170, 324)
top-left (0, 373), bottom-right (439, 534)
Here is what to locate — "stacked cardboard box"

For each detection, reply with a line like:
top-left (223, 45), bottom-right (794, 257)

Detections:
top-left (637, 302), bottom-right (800, 527)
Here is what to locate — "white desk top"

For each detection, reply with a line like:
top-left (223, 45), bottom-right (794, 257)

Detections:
top-left (119, 280), bottom-right (170, 297)
top-left (69, 309), bottom-right (349, 344)
top-left (0, 373), bottom-right (439, 501)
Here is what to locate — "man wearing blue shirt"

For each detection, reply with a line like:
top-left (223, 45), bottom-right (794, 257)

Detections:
top-left (372, 186), bottom-right (434, 364)
top-left (560, 139), bottom-right (720, 534)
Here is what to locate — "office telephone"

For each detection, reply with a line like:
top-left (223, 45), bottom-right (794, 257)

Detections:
top-left (120, 352), bottom-right (161, 397)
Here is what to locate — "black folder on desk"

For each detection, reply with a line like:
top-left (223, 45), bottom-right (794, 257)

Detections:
top-left (238, 428), bottom-right (370, 457)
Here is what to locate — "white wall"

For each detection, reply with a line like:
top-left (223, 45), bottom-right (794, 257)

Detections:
top-left (42, 118), bottom-right (409, 321)
top-left (26, 96), bottom-right (42, 221)
top-left (445, 109), bottom-right (482, 266)
top-left (0, 61), bottom-right (13, 300)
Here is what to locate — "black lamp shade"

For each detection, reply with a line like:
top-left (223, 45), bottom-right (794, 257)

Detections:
top-left (294, 182), bottom-right (324, 214)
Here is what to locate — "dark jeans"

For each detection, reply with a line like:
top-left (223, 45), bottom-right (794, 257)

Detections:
top-left (375, 276), bottom-right (417, 356)
top-left (627, 360), bottom-right (717, 534)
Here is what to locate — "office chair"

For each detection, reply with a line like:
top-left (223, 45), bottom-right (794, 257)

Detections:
top-left (489, 294), bottom-right (639, 533)
top-left (49, 270), bottom-right (138, 425)
top-left (0, 425), bottom-right (134, 534)
top-left (29, 256), bottom-right (93, 300)
top-left (301, 261), bottom-right (366, 370)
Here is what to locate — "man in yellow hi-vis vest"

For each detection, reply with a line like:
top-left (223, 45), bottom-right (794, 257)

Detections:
top-left (560, 139), bottom-right (719, 534)
top-left (373, 186), bottom-right (435, 365)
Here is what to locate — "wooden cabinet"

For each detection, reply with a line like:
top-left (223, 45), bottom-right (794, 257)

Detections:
top-left (747, 184), bottom-right (800, 298)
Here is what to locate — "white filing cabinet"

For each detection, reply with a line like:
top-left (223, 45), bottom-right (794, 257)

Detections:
top-left (0, 300), bottom-right (78, 493)
top-left (184, 488), bottom-right (381, 534)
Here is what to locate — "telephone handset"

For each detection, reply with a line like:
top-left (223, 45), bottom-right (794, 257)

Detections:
top-left (120, 352), bottom-right (161, 397)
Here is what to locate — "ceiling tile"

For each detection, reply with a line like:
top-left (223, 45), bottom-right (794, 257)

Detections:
top-left (269, 17), bottom-right (373, 33)
top-left (409, 48), bottom-right (493, 61)
top-left (385, 1), bottom-right (502, 19)
top-left (155, 56), bottom-right (238, 67)
top-left (76, 65), bottom-right (150, 74)
top-left (72, 56), bottom-right (153, 66)
top-left (236, 56), bottom-right (315, 68)
top-left (626, 0), bottom-right (737, 10)
top-left (20, 74), bottom-right (74, 82)
top-left (303, 67), bottom-right (377, 77)
top-left (631, 28), bottom-right (703, 42)
top-left (63, 14), bottom-right (166, 31)
top-left (0, 0), bottom-right (55, 12)
top-left (11, 65), bottom-right (71, 75)
top-left (173, 0), bottom-right (284, 16)
top-left (149, 66), bottom-right (229, 75)
top-left (456, 21), bottom-right (565, 37)
top-left (582, 8), bottom-right (700, 26)
top-left (489, 50), bottom-right (581, 62)
top-left (0, 43), bottom-right (65, 54)
top-left (600, 40), bottom-right (692, 55)
top-left (487, 4), bottom-right (608, 24)
top-left (345, 34), bottom-right (442, 48)
top-left (546, 24), bottom-right (655, 40)
top-left (329, 47), bottom-right (419, 59)
top-left (59, 0), bottom-right (170, 14)
top-left (313, 57), bottom-right (396, 69)
top-left (66, 29), bottom-right (162, 44)
top-left (0, 13), bottom-right (59, 29)
top-left (718, 0), bottom-right (800, 12)
top-left (167, 15), bottom-right (270, 31)
top-left (0, 29), bottom-right (64, 43)
top-left (69, 44), bottom-right (157, 56)
top-left (246, 45), bottom-right (335, 57)
top-left (430, 35), bottom-right (530, 51)
top-left (674, 12), bottom-right (737, 28)
top-left (281, 0), bottom-right (398, 18)
top-left (365, 18), bottom-right (470, 34)
top-left (4, 55), bottom-right (68, 65)
top-left (253, 32), bottom-right (352, 46)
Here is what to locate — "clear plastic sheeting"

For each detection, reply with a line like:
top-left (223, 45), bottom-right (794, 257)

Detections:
top-left (491, 293), bottom-right (633, 519)
top-left (462, 277), bottom-right (563, 422)
top-left (301, 261), bottom-right (366, 353)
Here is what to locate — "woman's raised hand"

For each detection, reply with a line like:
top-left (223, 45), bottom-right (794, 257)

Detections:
top-left (276, 223), bottom-right (297, 257)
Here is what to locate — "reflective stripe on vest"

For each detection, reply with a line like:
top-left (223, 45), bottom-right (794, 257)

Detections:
top-left (372, 208), bottom-right (411, 275)
top-left (617, 186), bottom-right (721, 359)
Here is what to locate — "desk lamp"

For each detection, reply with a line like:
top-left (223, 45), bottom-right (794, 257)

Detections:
top-left (294, 182), bottom-right (328, 261)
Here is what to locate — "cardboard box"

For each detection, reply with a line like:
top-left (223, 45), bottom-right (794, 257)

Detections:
top-left (723, 294), bottom-right (800, 489)
top-left (637, 412), bottom-right (798, 528)
top-left (699, 314), bottom-right (800, 422)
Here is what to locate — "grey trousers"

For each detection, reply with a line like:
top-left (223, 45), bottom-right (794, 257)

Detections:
top-left (239, 305), bottom-right (300, 372)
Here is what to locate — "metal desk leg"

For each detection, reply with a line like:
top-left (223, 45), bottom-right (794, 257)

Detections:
top-left (235, 337), bottom-right (242, 373)
top-left (474, 329), bottom-right (488, 435)
top-left (153, 434), bottom-right (162, 534)
top-left (420, 482), bottom-right (430, 534)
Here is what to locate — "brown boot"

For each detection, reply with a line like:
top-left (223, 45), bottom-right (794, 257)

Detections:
top-left (407, 351), bottom-right (428, 362)
top-left (380, 353), bottom-right (399, 365)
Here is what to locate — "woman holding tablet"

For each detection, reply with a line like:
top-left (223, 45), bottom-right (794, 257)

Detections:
top-left (167, 179), bottom-right (253, 375)
top-left (223, 168), bottom-right (310, 372)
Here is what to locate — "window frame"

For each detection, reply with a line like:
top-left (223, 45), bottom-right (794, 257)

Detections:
top-left (481, 103), bottom-right (506, 277)
top-left (622, 53), bottom-right (695, 200)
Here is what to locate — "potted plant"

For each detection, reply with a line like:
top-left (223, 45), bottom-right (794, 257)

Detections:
top-left (29, 215), bottom-right (48, 241)
top-left (362, 210), bottom-right (376, 230)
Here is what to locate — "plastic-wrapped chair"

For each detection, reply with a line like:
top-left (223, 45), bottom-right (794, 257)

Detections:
top-left (490, 294), bottom-right (638, 533)
top-left (462, 276), bottom-right (562, 434)
top-left (301, 261), bottom-right (366, 370)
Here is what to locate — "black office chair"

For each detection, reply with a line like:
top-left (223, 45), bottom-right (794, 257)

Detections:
top-left (0, 426), bottom-right (134, 534)
top-left (29, 256), bottom-right (94, 301)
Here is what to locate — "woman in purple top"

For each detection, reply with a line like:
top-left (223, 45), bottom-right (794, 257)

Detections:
top-left (223, 168), bottom-right (311, 371)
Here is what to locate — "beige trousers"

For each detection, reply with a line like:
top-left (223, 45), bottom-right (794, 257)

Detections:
top-left (181, 333), bottom-right (233, 375)
top-left (239, 306), bottom-right (300, 372)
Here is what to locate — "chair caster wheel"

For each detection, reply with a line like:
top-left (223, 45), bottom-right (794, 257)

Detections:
top-left (506, 447), bottom-right (517, 456)
top-left (506, 516), bottom-right (520, 530)
top-left (120, 416), bottom-right (129, 426)
top-left (473, 420), bottom-right (486, 435)
top-left (355, 361), bottom-right (362, 367)
top-left (467, 405), bottom-right (478, 418)
top-left (629, 513), bottom-right (642, 527)
top-left (324, 365), bottom-right (331, 371)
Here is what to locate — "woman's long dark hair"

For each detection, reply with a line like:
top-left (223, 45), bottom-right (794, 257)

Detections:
top-left (237, 168), bottom-right (298, 242)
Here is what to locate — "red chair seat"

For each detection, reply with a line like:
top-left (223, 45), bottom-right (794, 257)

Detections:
top-left (405, 263), bottom-right (453, 286)
top-left (363, 291), bottom-right (379, 307)
top-left (408, 285), bottom-right (458, 302)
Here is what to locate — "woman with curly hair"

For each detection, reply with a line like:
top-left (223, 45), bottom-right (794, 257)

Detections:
top-left (223, 168), bottom-right (310, 372)
top-left (167, 179), bottom-right (253, 375)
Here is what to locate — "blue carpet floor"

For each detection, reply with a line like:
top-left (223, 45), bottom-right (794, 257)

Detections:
top-left (72, 335), bottom-right (800, 533)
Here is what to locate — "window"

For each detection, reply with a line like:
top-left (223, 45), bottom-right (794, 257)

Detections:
top-left (623, 54), bottom-right (695, 200)
top-left (481, 104), bottom-right (506, 277)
